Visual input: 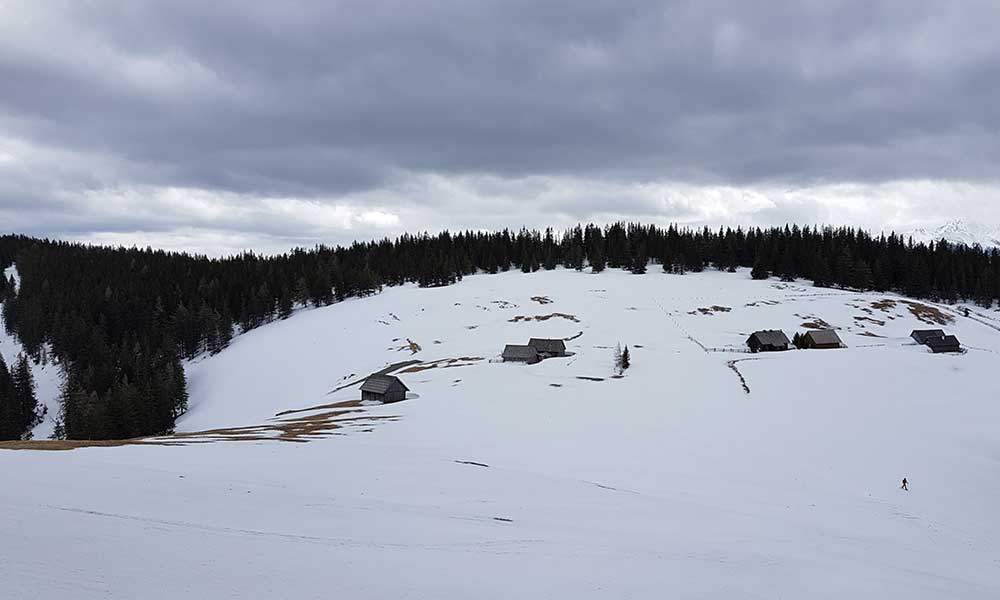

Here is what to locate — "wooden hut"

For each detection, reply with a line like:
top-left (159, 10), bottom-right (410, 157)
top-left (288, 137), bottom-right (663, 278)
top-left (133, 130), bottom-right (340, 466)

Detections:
top-left (926, 335), bottom-right (961, 354)
top-left (502, 344), bottom-right (540, 364)
top-left (802, 329), bottom-right (844, 349)
top-left (528, 338), bottom-right (567, 358)
top-left (360, 374), bottom-right (409, 403)
top-left (746, 330), bottom-right (790, 353)
top-left (911, 329), bottom-right (946, 345)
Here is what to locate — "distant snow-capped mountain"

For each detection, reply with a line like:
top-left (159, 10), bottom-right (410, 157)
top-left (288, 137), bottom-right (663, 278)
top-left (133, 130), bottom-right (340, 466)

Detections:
top-left (903, 220), bottom-right (1000, 248)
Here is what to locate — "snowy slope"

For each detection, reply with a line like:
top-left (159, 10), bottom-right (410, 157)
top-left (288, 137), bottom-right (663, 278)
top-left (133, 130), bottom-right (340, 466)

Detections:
top-left (3, 267), bottom-right (1000, 599)
top-left (0, 266), bottom-right (63, 439)
top-left (904, 219), bottom-right (1000, 248)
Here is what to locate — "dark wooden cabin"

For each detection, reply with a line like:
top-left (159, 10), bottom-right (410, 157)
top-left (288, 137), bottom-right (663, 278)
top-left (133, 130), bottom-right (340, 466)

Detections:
top-left (528, 338), bottom-right (567, 358)
top-left (802, 329), bottom-right (844, 349)
top-left (911, 329), bottom-right (946, 345)
top-left (502, 344), bottom-right (540, 364)
top-left (926, 335), bottom-right (961, 354)
top-left (360, 374), bottom-right (409, 403)
top-left (747, 330), bottom-right (790, 353)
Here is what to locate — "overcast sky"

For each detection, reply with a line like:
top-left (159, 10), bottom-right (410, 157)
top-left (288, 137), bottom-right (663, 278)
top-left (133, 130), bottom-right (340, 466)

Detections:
top-left (2, 1), bottom-right (1000, 255)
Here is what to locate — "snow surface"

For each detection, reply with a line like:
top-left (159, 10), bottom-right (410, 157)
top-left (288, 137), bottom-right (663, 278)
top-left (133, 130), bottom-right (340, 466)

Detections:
top-left (3, 267), bottom-right (1000, 599)
top-left (0, 265), bottom-right (63, 439)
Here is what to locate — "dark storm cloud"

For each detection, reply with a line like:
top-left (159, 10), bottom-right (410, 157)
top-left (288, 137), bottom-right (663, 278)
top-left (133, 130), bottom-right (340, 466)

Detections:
top-left (2, 0), bottom-right (1000, 252)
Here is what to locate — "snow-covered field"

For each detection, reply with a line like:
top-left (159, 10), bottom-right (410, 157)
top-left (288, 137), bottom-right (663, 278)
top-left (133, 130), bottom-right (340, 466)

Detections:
top-left (3, 267), bottom-right (1000, 599)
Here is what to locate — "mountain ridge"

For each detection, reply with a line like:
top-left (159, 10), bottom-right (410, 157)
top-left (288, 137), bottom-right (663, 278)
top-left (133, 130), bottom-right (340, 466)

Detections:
top-left (903, 220), bottom-right (1000, 248)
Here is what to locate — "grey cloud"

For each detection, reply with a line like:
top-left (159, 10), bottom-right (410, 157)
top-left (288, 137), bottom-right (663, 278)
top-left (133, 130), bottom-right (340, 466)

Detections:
top-left (2, 0), bottom-right (1000, 249)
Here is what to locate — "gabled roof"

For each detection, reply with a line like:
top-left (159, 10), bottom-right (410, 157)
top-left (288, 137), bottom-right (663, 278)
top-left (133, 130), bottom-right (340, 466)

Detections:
top-left (926, 334), bottom-right (960, 349)
top-left (804, 329), bottom-right (843, 346)
top-left (748, 330), bottom-right (790, 346)
top-left (360, 374), bottom-right (408, 394)
top-left (528, 338), bottom-right (566, 353)
top-left (911, 329), bottom-right (946, 344)
top-left (502, 344), bottom-right (538, 360)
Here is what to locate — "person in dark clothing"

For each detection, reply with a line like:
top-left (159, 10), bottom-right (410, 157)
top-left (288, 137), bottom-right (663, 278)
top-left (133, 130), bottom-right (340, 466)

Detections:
top-left (901, 477), bottom-right (908, 491)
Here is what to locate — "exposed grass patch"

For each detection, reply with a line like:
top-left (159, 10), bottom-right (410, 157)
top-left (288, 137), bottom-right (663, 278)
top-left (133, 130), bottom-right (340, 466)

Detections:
top-left (901, 300), bottom-right (954, 326)
top-left (801, 317), bottom-right (833, 329)
top-left (0, 409), bottom-right (402, 451)
top-left (398, 356), bottom-right (484, 374)
top-left (853, 316), bottom-right (886, 327)
top-left (688, 305), bottom-right (732, 316)
top-left (509, 313), bottom-right (580, 323)
top-left (744, 300), bottom-right (781, 307)
top-left (871, 299), bottom-right (897, 311)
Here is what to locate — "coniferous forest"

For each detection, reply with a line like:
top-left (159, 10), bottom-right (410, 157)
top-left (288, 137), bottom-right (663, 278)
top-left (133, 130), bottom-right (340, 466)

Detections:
top-left (1, 223), bottom-right (998, 441)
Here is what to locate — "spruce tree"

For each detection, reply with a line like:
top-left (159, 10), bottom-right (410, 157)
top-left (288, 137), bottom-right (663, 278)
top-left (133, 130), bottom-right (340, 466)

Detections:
top-left (278, 287), bottom-right (294, 319)
top-left (0, 355), bottom-right (13, 439)
top-left (631, 246), bottom-right (647, 274)
top-left (12, 354), bottom-right (38, 438)
top-left (590, 246), bottom-right (606, 273)
top-left (853, 258), bottom-right (873, 290)
top-left (751, 257), bottom-right (769, 280)
top-left (621, 345), bottom-right (630, 370)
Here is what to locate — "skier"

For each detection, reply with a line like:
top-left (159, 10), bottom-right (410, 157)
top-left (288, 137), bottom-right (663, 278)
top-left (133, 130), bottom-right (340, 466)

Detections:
top-left (901, 477), bottom-right (908, 491)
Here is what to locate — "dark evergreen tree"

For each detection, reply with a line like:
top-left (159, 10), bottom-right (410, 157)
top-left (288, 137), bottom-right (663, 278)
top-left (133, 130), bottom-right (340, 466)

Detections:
top-left (621, 345), bottom-right (630, 370)
top-left (792, 332), bottom-right (806, 349)
top-left (812, 253), bottom-right (832, 288)
top-left (0, 355), bottom-right (14, 439)
top-left (590, 246), bottom-right (606, 273)
top-left (751, 257), bottom-right (769, 280)
top-left (630, 245), bottom-right (647, 274)
top-left (853, 258), bottom-right (873, 290)
top-left (278, 287), bottom-right (294, 319)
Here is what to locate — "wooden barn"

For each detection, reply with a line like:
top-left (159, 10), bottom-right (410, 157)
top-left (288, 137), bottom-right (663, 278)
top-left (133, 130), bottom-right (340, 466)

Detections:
top-left (360, 374), bottom-right (409, 403)
top-left (502, 344), bottom-right (540, 364)
top-left (746, 330), bottom-right (790, 353)
top-left (926, 335), bottom-right (962, 354)
top-left (528, 338), bottom-right (567, 358)
top-left (911, 329), bottom-right (946, 345)
top-left (802, 329), bottom-right (844, 349)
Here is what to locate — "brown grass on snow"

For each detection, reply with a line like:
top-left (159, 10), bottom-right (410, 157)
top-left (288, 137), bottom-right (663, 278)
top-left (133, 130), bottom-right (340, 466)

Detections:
top-left (508, 313), bottom-right (580, 323)
top-left (901, 300), bottom-right (954, 326)
top-left (801, 318), bottom-right (834, 329)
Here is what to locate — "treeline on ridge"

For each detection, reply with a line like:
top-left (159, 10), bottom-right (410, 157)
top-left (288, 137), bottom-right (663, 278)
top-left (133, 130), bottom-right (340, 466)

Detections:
top-left (1, 223), bottom-right (998, 441)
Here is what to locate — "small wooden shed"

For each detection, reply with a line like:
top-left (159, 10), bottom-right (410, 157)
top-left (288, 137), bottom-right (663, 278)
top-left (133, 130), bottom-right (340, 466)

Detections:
top-left (502, 344), bottom-right (540, 364)
top-left (926, 335), bottom-right (961, 354)
top-left (528, 338), bottom-right (567, 358)
top-left (802, 329), bottom-right (844, 349)
top-left (747, 330), bottom-right (790, 353)
top-left (911, 329), bottom-right (946, 345)
top-left (361, 374), bottom-right (409, 403)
